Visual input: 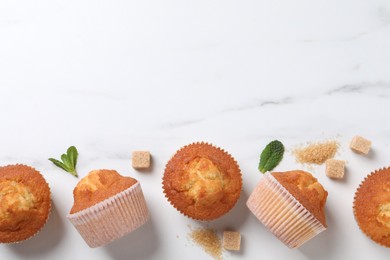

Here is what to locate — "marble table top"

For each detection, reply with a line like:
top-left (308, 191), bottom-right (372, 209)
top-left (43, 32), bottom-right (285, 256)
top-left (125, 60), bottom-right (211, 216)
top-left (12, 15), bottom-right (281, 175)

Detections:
top-left (1, 1), bottom-right (389, 259)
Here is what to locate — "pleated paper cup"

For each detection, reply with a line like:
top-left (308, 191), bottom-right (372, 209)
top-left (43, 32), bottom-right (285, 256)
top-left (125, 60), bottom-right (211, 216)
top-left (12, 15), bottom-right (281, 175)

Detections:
top-left (67, 181), bottom-right (150, 248)
top-left (246, 173), bottom-right (326, 248)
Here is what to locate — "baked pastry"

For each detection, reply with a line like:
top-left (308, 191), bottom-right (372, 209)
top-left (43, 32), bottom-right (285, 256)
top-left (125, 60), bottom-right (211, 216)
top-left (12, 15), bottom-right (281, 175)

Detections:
top-left (247, 170), bottom-right (328, 248)
top-left (67, 169), bottom-right (149, 248)
top-left (162, 142), bottom-right (242, 221)
top-left (0, 164), bottom-right (51, 243)
top-left (353, 167), bottom-right (390, 247)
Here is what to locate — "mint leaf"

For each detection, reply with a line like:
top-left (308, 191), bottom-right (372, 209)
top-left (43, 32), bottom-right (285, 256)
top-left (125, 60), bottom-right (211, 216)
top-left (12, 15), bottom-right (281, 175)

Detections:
top-left (48, 158), bottom-right (68, 171)
top-left (258, 140), bottom-right (284, 173)
top-left (67, 146), bottom-right (78, 169)
top-left (61, 154), bottom-right (71, 167)
top-left (49, 146), bottom-right (79, 177)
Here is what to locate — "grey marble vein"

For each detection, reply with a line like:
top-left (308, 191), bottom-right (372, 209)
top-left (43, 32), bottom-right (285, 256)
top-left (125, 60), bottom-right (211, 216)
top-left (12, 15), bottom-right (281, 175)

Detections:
top-left (157, 97), bottom-right (294, 130)
top-left (302, 7), bottom-right (390, 43)
top-left (377, 6), bottom-right (390, 25)
top-left (159, 118), bottom-right (205, 129)
top-left (326, 81), bottom-right (390, 96)
top-left (222, 97), bottom-right (294, 113)
top-left (0, 20), bottom-right (21, 27)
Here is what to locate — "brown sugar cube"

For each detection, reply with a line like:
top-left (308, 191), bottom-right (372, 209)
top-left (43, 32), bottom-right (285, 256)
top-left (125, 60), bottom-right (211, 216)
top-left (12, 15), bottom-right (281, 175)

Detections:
top-left (349, 136), bottom-right (371, 155)
top-left (325, 159), bottom-right (345, 179)
top-left (222, 231), bottom-right (241, 251)
top-left (132, 151), bottom-right (151, 169)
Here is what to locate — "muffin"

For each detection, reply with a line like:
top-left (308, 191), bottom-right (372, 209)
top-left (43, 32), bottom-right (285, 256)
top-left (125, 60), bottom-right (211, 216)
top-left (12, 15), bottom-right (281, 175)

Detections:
top-left (162, 142), bottom-right (242, 221)
top-left (246, 170), bottom-right (328, 248)
top-left (0, 164), bottom-right (51, 243)
top-left (67, 169), bottom-right (150, 248)
top-left (353, 167), bottom-right (390, 247)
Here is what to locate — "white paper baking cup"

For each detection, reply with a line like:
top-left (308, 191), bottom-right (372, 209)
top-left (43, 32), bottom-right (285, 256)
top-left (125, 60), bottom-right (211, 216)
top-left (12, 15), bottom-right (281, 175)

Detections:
top-left (246, 173), bottom-right (326, 248)
top-left (67, 181), bottom-right (150, 248)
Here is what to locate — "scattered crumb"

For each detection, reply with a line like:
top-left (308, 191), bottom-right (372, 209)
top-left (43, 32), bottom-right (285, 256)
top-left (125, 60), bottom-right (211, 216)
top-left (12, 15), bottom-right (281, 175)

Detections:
top-left (349, 135), bottom-right (371, 155)
top-left (189, 228), bottom-right (222, 259)
top-left (305, 164), bottom-right (315, 172)
top-left (325, 159), bottom-right (345, 179)
top-left (293, 140), bottom-right (339, 164)
top-left (132, 151), bottom-right (151, 169)
top-left (222, 231), bottom-right (241, 251)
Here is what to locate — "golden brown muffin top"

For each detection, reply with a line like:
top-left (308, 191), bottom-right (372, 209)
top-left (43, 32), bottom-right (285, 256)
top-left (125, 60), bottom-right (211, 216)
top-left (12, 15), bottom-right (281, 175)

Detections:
top-left (70, 169), bottom-right (137, 214)
top-left (272, 170), bottom-right (328, 226)
top-left (163, 142), bottom-right (242, 220)
top-left (354, 167), bottom-right (390, 247)
top-left (0, 164), bottom-right (51, 243)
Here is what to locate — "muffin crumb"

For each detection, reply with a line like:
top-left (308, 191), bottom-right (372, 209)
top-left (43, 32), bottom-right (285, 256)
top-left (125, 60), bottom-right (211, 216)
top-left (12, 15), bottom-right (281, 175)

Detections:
top-left (350, 136), bottom-right (371, 155)
top-left (189, 228), bottom-right (222, 259)
top-left (132, 151), bottom-right (151, 169)
top-left (293, 140), bottom-right (338, 164)
top-left (325, 159), bottom-right (345, 179)
top-left (222, 231), bottom-right (241, 251)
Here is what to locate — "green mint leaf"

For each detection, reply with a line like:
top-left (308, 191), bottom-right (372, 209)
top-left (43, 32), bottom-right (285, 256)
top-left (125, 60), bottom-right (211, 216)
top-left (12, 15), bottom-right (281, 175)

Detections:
top-left (61, 154), bottom-right (70, 166)
top-left (67, 146), bottom-right (78, 170)
top-left (258, 140), bottom-right (284, 173)
top-left (48, 158), bottom-right (68, 172)
top-left (49, 146), bottom-right (79, 177)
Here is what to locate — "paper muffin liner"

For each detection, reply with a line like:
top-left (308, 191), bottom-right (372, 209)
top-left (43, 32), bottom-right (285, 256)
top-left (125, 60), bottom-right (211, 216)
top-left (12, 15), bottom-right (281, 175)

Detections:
top-left (246, 173), bottom-right (326, 248)
top-left (0, 164), bottom-right (52, 244)
top-left (67, 181), bottom-right (150, 248)
top-left (353, 167), bottom-right (390, 248)
top-left (162, 142), bottom-right (242, 221)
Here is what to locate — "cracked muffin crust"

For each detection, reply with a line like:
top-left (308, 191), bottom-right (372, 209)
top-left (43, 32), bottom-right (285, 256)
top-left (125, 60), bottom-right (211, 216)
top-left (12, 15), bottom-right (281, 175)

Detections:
top-left (162, 142), bottom-right (242, 220)
top-left (272, 170), bottom-right (328, 226)
top-left (70, 169), bottom-right (137, 214)
top-left (354, 167), bottom-right (390, 247)
top-left (0, 164), bottom-right (51, 243)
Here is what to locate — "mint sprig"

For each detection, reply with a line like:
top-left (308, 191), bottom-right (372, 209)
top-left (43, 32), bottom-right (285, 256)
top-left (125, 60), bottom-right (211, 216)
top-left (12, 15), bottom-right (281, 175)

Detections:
top-left (258, 140), bottom-right (284, 173)
top-left (49, 146), bottom-right (78, 177)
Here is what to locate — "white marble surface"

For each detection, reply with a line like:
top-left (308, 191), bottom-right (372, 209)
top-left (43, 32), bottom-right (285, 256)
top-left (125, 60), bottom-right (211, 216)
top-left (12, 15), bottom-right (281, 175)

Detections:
top-left (1, 0), bottom-right (390, 259)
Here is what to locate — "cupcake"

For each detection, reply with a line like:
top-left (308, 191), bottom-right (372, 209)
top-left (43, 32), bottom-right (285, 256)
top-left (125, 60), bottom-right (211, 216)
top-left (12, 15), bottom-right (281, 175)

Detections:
top-left (0, 164), bottom-right (51, 243)
top-left (67, 169), bottom-right (150, 248)
top-left (246, 170), bottom-right (328, 248)
top-left (353, 167), bottom-right (390, 247)
top-left (162, 142), bottom-right (242, 221)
